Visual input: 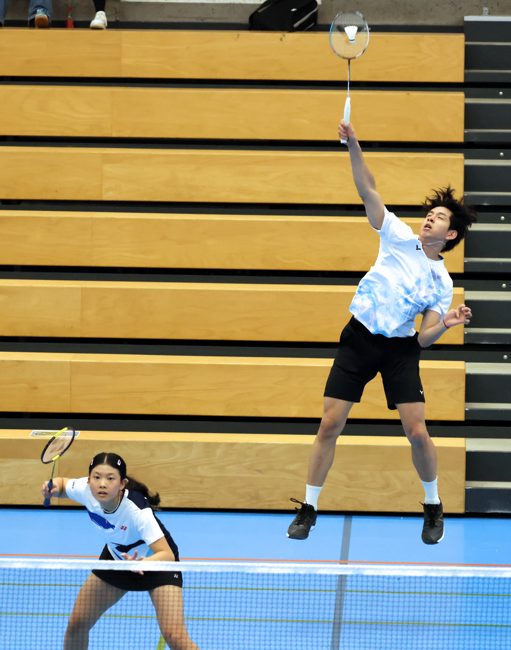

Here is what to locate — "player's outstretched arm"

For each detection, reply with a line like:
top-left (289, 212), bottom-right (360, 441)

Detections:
top-left (338, 120), bottom-right (385, 230)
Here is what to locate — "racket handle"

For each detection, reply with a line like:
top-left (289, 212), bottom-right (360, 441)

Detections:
top-left (340, 97), bottom-right (351, 145)
top-left (43, 478), bottom-right (53, 508)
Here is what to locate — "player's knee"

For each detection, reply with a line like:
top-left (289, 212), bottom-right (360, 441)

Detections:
top-left (318, 414), bottom-right (344, 440)
top-left (405, 424), bottom-right (429, 448)
top-left (161, 626), bottom-right (189, 650)
top-left (66, 612), bottom-right (95, 636)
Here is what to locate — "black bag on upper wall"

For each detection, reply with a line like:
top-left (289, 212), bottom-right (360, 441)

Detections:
top-left (249, 0), bottom-right (318, 32)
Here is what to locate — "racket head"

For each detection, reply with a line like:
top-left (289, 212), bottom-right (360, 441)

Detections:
top-left (41, 427), bottom-right (76, 464)
top-left (329, 11), bottom-right (370, 60)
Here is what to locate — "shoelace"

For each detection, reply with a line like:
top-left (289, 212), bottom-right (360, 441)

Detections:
top-left (290, 497), bottom-right (312, 523)
top-left (423, 504), bottom-right (441, 526)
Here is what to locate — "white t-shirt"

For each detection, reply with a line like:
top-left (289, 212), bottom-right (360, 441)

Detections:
top-left (66, 477), bottom-right (175, 561)
top-left (349, 208), bottom-right (453, 337)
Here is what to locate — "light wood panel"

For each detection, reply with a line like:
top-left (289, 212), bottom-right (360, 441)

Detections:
top-left (0, 280), bottom-right (465, 344)
top-left (0, 147), bottom-right (465, 205)
top-left (0, 212), bottom-right (465, 273)
top-left (0, 30), bottom-right (464, 82)
top-left (0, 86), bottom-right (465, 143)
top-left (0, 352), bottom-right (465, 420)
top-left (0, 430), bottom-right (466, 512)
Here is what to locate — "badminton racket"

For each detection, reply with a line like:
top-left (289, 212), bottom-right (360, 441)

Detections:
top-left (329, 11), bottom-right (370, 144)
top-left (41, 427), bottom-right (76, 507)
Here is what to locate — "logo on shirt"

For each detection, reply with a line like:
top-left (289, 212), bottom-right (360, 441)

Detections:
top-left (120, 525), bottom-right (128, 531)
top-left (416, 244), bottom-right (422, 251)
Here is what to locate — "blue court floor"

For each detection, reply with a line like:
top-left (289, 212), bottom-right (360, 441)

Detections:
top-left (2, 509), bottom-right (511, 650)
top-left (2, 507), bottom-right (511, 564)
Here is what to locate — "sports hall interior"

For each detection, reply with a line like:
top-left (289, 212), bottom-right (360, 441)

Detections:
top-left (0, 2), bottom-right (510, 546)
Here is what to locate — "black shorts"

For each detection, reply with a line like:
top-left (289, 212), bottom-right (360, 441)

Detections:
top-left (324, 317), bottom-right (425, 410)
top-left (92, 546), bottom-right (183, 592)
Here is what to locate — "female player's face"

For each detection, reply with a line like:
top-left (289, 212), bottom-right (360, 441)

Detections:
top-left (88, 464), bottom-right (126, 509)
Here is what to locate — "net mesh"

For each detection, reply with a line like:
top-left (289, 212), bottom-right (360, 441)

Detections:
top-left (1, 559), bottom-right (511, 650)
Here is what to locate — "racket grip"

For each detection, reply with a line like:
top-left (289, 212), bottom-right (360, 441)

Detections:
top-left (340, 97), bottom-right (351, 145)
top-left (43, 478), bottom-right (53, 508)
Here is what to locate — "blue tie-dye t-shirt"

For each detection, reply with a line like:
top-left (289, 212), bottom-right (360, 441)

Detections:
top-left (350, 208), bottom-right (453, 337)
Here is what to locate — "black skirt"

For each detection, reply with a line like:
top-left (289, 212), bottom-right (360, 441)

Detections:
top-left (92, 545), bottom-right (183, 592)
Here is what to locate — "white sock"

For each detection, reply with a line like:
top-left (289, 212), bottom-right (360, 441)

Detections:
top-left (305, 484), bottom-right (322, 510)
top-left (421, 478), bottom-right (440, 505)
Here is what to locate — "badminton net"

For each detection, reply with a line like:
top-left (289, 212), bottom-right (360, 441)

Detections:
top-left (0, 558), bottom-right (510, 649)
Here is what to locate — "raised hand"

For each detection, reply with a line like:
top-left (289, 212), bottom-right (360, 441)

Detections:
top-left (443, 304), bottom-right (472, 328)
top-left (338, 119), bottom-right (356, 143)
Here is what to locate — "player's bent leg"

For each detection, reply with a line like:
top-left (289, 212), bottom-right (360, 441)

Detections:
top-left (64, 574), bottom-right (125, 650)
top-left (150, 584), bottom-right (199, 650)
top-left (397, 402), bottom-right (437, 481)
top-left (287, 397), bottom-right (353, 541)
top-left (397, 402), bottom-right (444, 545)
top-left (308, 397), bottom-right (354, 485)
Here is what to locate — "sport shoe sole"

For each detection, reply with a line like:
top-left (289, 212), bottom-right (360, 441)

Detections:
top-left (423, 530), bottom-right (445, 545)
top-left (287, 524), bottom-right (315, 540)
top-left (34, 13), bottom-right (49, 27)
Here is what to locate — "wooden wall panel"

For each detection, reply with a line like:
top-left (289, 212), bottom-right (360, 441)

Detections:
top-left (0, 31), bottom-right (464, 82)
top-left (0, 212), bottom-right (465, 273)
top-left (0, 280), bottom-right (465, 344)
top-left (0, 148), bottom-right (465, 205)
top-left (0, 353), bottom-right (465, 420)
top-left (0, 86), bottom-right (464, 143)
top-left (0, 430), bottom-right (466, 512)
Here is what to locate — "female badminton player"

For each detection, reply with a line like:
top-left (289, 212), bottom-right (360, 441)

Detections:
top-left (41, 451), bottom-right (199, 650)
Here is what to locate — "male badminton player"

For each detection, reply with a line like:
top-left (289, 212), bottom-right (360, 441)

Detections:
top-left (42, 451), bottom-right (199, 649)
top-left (288, 119), bottom-right (476, 545)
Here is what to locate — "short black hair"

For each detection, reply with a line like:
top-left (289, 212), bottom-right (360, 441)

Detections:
top-left (422, 186), bottom-right (477, 252)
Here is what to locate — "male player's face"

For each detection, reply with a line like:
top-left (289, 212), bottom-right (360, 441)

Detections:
top-left (419, 206), bottom-right (457, 247)
top-left (88, 464), bottom-right (126, 508)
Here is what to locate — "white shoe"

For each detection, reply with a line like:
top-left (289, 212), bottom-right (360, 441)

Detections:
top-left (90, 10), bottom-right (107, 29)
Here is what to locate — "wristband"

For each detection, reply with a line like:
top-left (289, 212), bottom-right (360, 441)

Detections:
top-left (442, 318), bottom-right (449, 329)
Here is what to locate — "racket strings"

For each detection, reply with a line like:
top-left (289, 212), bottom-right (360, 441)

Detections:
top-left (41, 429), bottom-right (75, 464)
top-left (329, 12), bottom-right (370, 61)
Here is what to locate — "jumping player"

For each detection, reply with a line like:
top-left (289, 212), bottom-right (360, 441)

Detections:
top-left (287, 120), bottom-right (476, 545)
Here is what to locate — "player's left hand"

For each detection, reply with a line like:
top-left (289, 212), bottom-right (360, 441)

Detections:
top-left (122, 550), bottom-right (144, 574)
top-left (443, 304), bottom-right (472, 328)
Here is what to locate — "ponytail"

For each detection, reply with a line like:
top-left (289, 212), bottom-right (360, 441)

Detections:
top-left (125, 475), bottom-right (160, 508)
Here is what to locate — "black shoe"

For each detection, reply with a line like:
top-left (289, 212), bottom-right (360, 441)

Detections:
top-left (422, 501), bottom-right (444, 544)
top-left (287, 498), bottom-right (317, 540)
